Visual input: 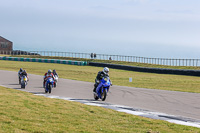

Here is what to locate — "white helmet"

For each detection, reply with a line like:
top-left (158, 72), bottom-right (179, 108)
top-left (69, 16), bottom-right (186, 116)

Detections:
top-left (48, 69), bottom-right (52, 74)
top-left (103, 67), bottom-right (109, 74)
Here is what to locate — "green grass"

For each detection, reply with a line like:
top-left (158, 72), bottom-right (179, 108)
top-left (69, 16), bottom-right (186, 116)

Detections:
top-left (9, 55), bottom-right (200, 70)
top-left (0, 60), bottom-right (200, 93)
top-left (0, 86), bottom-right (199, 132)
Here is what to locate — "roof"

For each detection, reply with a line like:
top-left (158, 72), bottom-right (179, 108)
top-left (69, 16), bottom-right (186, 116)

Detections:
top-left (0, 36), bottom-right (12, 43)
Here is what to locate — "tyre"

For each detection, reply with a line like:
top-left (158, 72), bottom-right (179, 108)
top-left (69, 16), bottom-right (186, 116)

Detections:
top-left (21, 82), bottom-right (25, 89)
top-left (54, 82), bottom-right (56, 88)
top-left (49, 84), bottom-right (52, 93)
top-left (102, 89), bottom-right (107, 101)
top-left (24, 82), bottom-right (27, 89)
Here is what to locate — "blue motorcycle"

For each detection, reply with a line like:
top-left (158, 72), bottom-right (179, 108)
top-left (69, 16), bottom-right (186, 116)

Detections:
top-left (94, 76), bottom-right (111, 101)
top-left (45, 77), bottom-right (54, 93)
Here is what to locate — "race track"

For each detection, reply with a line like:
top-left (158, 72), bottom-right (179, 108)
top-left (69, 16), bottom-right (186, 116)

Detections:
top-left (1, 70), bottom-right (200, 123)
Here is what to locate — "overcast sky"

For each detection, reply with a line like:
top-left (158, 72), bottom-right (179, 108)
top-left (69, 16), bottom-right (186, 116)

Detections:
top-left (1, 0), bottom-right (200, 58)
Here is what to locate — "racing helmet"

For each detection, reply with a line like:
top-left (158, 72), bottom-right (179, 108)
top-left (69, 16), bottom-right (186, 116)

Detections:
top-left (48, 69), bottom-right (52, 74)
top-left (53, 69), bottom-right (56, 73)
top-left (103, 67), bottom-right (109, 74)
top-left (20, 68), bottom-right (23, 72)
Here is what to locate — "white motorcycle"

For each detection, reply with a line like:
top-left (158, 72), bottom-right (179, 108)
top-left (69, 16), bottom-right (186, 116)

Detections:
top-left (54, 75), bottom-right (58, 88)
top-left (21, 75), bottom-right (28, 89)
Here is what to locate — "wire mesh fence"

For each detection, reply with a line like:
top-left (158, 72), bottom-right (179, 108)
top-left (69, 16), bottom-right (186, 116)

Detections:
top-left (1, 50), bottom-right (200, 67)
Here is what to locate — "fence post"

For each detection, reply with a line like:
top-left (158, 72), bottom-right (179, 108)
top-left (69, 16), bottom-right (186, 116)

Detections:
top-left (193, 59), bottom-right (194, 66)
top-left (186, 59), bottom-right (187, 66)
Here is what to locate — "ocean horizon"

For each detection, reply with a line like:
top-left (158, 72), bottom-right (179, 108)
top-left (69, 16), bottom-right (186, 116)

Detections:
top-left (13, 42), bottom-right (200, 60)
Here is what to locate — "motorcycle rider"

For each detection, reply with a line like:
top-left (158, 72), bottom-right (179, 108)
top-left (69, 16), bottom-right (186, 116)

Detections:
top-left (21, 70), bottom-right (29, 81)
top-left (52, 69), bottom-right (59, 87)
top-left (18, 68), bottom-right (23, 78)
top-left (93, 67), bottom-right (111, 93)
top-left (43, 69), bottom-right (55, 88)
top-left (18, 68), bottom-right (23, 84)
top-left (53, 69), bottom-right (58, 77)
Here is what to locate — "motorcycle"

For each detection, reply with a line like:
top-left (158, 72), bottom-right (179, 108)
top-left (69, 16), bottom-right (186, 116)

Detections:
top-left (21, 75), bottom-right (28, 89)
top-left (54, 75), bottom-right (58, 88)
top-left (94, 76), bottom-right (111, 101)
top-left (45, 77), bottom-right (54, 93)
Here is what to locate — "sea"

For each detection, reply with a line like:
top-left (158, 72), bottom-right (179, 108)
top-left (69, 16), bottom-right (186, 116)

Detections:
top-left (14, 42), bottom-right (200, 59)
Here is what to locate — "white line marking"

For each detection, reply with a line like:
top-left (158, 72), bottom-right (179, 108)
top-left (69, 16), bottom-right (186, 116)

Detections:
top-left (167, 120), bottom-right (200, 128)
top-left (117, 109), bottom-right (145, 115)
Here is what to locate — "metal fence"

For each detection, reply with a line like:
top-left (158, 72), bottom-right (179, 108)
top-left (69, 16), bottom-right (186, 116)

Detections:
top-left (1, 50), bottom-right (200, 67)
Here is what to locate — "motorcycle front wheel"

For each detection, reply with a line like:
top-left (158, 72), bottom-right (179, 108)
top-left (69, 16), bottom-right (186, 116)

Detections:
top-left (21, 82), bottom-right (25, 89)
top-left (102, 89), bottom-right (107, 101)
top-left (49, 84), bottom-right (52, 93)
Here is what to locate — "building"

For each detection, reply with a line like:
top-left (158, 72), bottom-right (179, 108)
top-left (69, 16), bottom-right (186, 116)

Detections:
top-left (0, 36), bottom-right (13, 51)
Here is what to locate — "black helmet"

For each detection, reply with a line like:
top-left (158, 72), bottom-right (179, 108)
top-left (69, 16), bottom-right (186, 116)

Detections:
top-left (53, 69), bottom-right (56, 73)
top-left (20, 68), bottom-right (23, 72)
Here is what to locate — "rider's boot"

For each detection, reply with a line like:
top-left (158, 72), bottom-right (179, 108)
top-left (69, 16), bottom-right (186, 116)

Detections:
top-left (93, 84), bottom-right (97, 92)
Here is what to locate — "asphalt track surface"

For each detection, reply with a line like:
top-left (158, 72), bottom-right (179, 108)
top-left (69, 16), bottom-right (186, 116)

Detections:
top-left (1, 70), bottom-right (200, 122)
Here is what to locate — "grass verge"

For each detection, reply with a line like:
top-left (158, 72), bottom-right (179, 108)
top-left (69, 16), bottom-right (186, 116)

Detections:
top-left (0, 60), bottom-right (200, 93)
top-left (0, 86), bottom-right (199, 132)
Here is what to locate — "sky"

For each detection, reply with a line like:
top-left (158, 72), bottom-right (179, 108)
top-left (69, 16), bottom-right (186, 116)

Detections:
top-left (0, 0), bottom-right (200, 58)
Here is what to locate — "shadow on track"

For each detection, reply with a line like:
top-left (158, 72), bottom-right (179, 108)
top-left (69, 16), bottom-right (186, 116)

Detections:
top-left (30, 92), bottom-right (46, 94)
top-left (7, 84), bottom-right (20, 85)
top-left (13, 88), bottom-right (24, 90)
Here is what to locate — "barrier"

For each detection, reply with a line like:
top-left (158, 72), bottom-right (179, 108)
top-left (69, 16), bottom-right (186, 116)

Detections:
top-left (0, 56), bottom-right (87, 66)
top-left (1, 50), bottom-right (200, 66)
top-left (89, 62), bottom-right (200, 77)
top-left (1, 56), bottom-right (199, 76)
